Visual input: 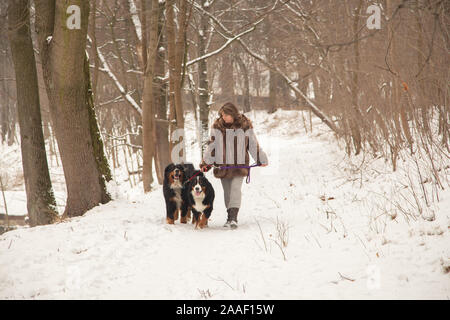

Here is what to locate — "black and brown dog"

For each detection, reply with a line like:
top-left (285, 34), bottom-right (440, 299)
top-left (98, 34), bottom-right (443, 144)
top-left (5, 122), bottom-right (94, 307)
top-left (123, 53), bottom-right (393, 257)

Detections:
top-left (163, 163), bottom-right (195, 224)
top-left (183, 171), bottom-right (215, 229)
top-left (163, 163), bottom-right (214, 228)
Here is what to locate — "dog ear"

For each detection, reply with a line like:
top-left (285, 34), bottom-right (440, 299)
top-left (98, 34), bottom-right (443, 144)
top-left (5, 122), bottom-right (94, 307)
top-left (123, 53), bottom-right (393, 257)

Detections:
top-left (165, 164), bottom-right (174, 174)
top-left (164, 164), bottom-right (175, 180)
top-left (203, 180), bottom-right (215, 204)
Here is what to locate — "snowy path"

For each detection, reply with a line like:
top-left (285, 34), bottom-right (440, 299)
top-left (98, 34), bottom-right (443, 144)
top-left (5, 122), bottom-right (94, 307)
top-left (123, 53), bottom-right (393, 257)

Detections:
top-left (1, 111), bottom-right (449, 299)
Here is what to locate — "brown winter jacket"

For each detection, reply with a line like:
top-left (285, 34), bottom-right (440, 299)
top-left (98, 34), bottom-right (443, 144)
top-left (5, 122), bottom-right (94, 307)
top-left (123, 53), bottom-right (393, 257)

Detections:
top-left (202, 114), bottom-right (268, 179)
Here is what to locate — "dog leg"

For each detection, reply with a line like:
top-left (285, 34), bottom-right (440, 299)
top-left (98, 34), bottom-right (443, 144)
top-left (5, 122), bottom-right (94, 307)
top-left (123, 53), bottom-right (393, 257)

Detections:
top-left (166, 217), bottom-right (175, 224)
top-left (191, 209), bottom-right (201, 229)
top-left (191, 210), bottom-right (197, 225)
top-left (200, 205), bottom-right (212, 228)
top-left (198, 213), bottom-right (208, 229)
top-left (166, 200), bottom-right (177, 225)
top-left (180, 204), bottom-right (189, 224)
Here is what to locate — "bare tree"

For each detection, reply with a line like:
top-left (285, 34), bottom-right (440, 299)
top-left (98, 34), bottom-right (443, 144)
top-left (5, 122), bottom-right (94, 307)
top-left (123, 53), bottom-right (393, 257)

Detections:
top-left (142, 0), bottom-right (159, 192)
top-left (196, 0), bottom-right (212, 154)
top-left (35, 0), bottom-right (111, 217)
top-left (166, 0), bottom-right (190, 155)
top-left (7, 0), bottom-right (58, 226)
top-left (0, 1), bottom-right (16, 146)
top-left (153, 0), bottom-right (171, 183)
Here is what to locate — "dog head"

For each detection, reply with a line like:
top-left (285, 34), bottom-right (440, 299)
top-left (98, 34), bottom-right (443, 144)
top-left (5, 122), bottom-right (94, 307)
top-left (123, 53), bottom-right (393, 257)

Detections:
top-left (189, 171), bottom-right (209, 198)
top-left (164, 163), bottom-right (185, 185)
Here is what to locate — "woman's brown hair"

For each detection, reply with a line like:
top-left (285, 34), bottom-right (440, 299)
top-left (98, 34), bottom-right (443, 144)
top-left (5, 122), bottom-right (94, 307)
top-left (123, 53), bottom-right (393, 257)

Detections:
top-left (217, 102), bottom-right (240, 122)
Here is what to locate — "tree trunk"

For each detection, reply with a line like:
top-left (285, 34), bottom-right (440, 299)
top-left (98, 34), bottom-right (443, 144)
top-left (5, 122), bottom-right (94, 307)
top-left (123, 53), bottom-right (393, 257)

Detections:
top-left (220, 51), bottom-right (234, 104)
top-left (35, 0), bottom-right (111, 217)
top-left (84, 54), bottom-right (113, 192)
top-left (267, 15), bottom-right (278, 114)
top-left (166, 0), bottom-right (188, 160)
top-left (154, 0), bottom-right (170, 184)
top-left (0, 70), bottom-right (9, 144)
top-left (197, 0), bottom-right (211, 155)
top-left (174, 0), bottom-right (188, 131)
top-left (268, 68), bottom-right (278, 113)
top-left (89, 0), bottom-right (99, 104)
top-left (349, 0), bottom-right (363, 155)
top-left (142, 0), bottom-right (159, 192)
top-left (8, 0), bottom-right (58, 226)
top-left (166, 0), bottom-right (177, 153)
top-left (234, 50), bottom-right (251, 113)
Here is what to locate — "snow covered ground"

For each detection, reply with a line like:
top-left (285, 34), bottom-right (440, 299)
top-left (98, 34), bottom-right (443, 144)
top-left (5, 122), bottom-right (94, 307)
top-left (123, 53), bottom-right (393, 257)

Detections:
top-left (0, 110), bottom-right (449, 299)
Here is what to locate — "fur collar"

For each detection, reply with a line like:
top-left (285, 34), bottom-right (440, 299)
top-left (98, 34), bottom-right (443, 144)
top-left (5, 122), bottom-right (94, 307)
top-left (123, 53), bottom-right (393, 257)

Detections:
top-left (212, 114), bottom-right (253, 131)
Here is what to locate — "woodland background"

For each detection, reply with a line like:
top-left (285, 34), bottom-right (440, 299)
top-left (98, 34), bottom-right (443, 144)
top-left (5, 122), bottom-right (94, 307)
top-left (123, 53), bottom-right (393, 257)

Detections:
top-left (0, 0), bottom-right (448, 227)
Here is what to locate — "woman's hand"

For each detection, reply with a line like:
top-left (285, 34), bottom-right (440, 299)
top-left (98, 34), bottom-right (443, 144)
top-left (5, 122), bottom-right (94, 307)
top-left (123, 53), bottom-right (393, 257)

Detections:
top-left (199, 160), bottom-right (211, 172)
top-left (257, 160), bottom-right (268, 167)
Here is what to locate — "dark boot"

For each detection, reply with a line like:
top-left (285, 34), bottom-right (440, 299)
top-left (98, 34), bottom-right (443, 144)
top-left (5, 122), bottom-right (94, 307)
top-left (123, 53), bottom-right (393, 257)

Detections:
top-left (224, 208), bottom-right (239, 229)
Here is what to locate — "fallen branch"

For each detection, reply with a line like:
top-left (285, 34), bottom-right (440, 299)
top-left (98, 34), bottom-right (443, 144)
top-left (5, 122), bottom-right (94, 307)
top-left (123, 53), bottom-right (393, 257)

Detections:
top-left (338, 272), bottom-right (355, 282)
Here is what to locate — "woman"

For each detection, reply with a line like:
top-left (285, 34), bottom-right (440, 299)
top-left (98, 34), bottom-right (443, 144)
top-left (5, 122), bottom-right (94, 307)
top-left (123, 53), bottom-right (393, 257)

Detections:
top-left (200, 102), bottom-right (268, 229)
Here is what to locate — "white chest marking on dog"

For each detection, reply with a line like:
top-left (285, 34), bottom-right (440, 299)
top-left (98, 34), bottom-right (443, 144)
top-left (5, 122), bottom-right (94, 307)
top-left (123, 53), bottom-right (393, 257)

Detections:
top-left (170, 180), bottom-right (182, 189)
top-left (193, 197), bottom-right (207, 213)
top-left (192, 177), bottom-right (207, 212)
top-left (171, 180), bottom-right (183, 209)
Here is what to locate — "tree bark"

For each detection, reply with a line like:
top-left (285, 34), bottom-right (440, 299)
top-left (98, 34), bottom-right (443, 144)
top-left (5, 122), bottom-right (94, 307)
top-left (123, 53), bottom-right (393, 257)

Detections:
top-left (0, 65), bottom-right (10, 144)
top-left (35, 0), bottom-right (111, 217)
top-left (349, 0), bottom-right (363, 155)
top-left (166, 0), bottom-right (188, 159)
top-left (234, 49), bottom-right (251, 113)
top-left (89, 0), bottom-right (99, 103)
top-left (220, 50), bottom-right (234, 104)
top-left (142, 0), bottom-right (159, 192)
top-left (166, 0), bottom-right (177, 153)
top-left (84, 54), bottom-right (113, 192)
top-left (154, 0), bottom-right (170, 183)
top-left (174, 0), bottom-right (188, 130)
top-left (197, 0), bottom-right (211, 155)
top-left (7, 0), bottom-right (58, 226)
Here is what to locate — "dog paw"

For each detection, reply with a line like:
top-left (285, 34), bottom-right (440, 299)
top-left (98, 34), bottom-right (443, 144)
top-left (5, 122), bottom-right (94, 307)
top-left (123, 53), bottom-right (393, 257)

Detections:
top-left (197, 215), bottom-right (208, 229)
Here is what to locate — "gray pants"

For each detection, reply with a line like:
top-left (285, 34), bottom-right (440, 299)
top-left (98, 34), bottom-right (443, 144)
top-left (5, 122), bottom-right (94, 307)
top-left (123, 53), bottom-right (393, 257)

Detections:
top-left (220, 176), bottom-right (245, 209)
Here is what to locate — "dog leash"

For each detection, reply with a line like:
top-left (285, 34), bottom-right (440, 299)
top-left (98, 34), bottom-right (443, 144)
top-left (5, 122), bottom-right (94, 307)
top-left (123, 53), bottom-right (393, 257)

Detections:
top-left (185, 170), bottom-right (203, 185)
top-left (202, 163), bottom-right (261, 184)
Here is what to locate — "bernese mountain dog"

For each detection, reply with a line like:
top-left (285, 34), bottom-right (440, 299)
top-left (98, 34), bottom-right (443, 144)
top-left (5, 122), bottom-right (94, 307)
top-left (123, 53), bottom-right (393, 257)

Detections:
top-left (182, 171), bottom-right (215, 229)
top-left (163, 163), bottom-right (195, 224)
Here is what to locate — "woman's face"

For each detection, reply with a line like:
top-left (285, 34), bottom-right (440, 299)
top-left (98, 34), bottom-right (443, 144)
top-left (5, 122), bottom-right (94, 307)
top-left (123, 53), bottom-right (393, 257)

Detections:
top-left (222, 113), bottom-right (234, 124)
